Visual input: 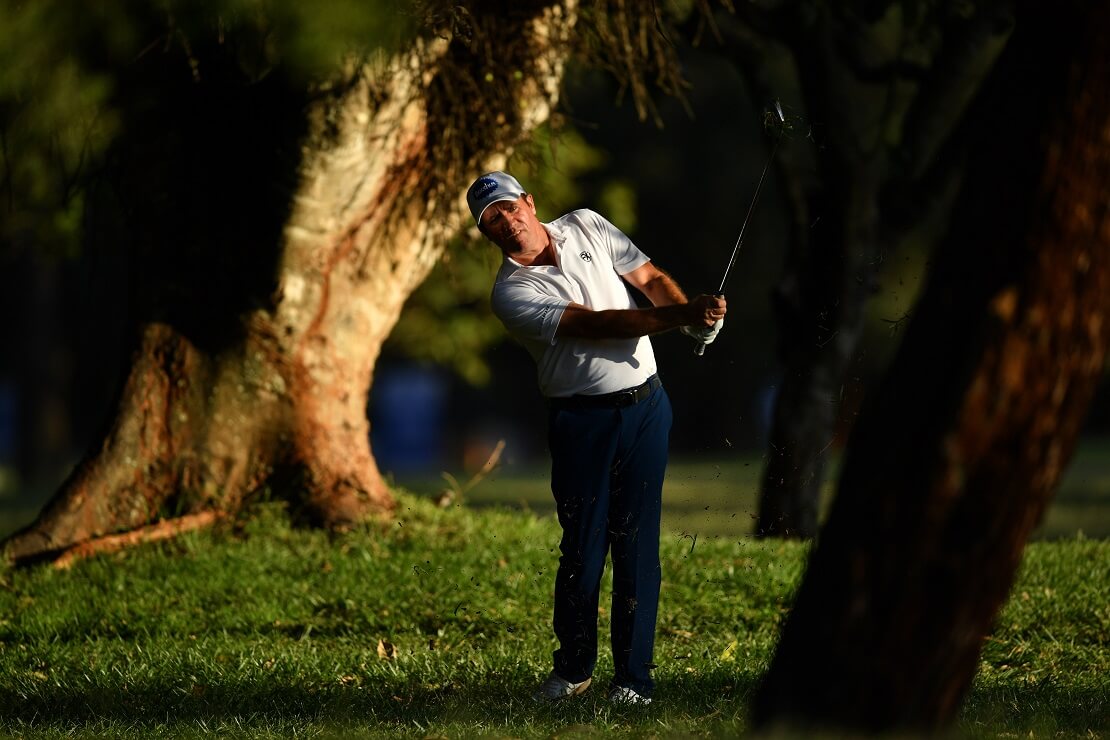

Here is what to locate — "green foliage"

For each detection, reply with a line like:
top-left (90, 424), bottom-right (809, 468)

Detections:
top-left (384, 238), bottom-right (504, 385)
top-left (0, 497), bottom-right (1105, 737)
top-left (510, 124), bottom-right (608, 221)
top-left (514, 121), bottom-right (639, 236)
top-left (0, 0), bottom-right (127, 253)
top-left (201, 0), bottom-right (407, 80)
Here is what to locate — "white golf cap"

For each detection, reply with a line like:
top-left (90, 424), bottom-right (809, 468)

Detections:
top-left (466, 171), bottom-right (526, 225)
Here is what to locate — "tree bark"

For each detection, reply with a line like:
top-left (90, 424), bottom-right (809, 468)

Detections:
top-left (3, 5), bottom-right (576, 566)
top-left (752, 0), bottom-right (1110, 732)
top-left (758, 154), bottom-right (882, 538)
top-left (755, 7), bottom-right (886, 538)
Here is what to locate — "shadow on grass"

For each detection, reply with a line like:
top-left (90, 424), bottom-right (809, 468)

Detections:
top-left (0, 671), bottom-right (757, 733)
top-left (961, 683), bottom-right (1109, 737)
top-left (2, 673), bottom-right (1106, 736)
top-left (4, 674), bottom-right (1105, 736)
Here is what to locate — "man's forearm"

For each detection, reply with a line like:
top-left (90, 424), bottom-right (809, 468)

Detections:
top-left (556, 303), bottom-right (696, 340)
top-left (640, 269), bottom-right (688, 307)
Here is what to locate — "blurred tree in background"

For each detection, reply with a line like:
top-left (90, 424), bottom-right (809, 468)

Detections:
top-left (690, 0), bottom-right (1017, 537)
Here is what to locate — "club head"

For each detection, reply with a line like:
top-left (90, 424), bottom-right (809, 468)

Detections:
top-left (762, 99), bottom-right (788, 136)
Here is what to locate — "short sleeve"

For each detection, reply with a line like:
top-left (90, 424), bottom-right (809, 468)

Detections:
top-left (581, 210), bottom-right (649, 275)
top-left (491, 280), bottom-right (569, 346)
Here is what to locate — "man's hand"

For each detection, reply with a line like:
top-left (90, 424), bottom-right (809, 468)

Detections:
top-left (687, 294), bottom-right (726, 327)
top-left (682, 294), bottom-right (726, 356)
top-left (681, 318), bottom-right (724, 345)
top-left (680, 294), bottom-right (726, 343)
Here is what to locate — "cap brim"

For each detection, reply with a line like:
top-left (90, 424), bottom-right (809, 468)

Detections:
top-left (475, 194), bottom-right (522, 225)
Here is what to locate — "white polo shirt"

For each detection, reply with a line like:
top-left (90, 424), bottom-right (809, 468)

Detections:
top-left (490, 208), bottom-right (658, 398)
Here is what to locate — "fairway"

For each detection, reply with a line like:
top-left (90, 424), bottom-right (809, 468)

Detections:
top-left (418, 456), bottom-right (771, 541)
top-left (0, 496), bottom-right (1106, 738)
top-left (393, 435), bottom-right (1110, 541)
top-left (3, 438), bottom-right (1108, 543)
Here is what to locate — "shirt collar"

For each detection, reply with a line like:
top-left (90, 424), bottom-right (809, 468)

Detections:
top-left (543, 219), bottom-right (567, 245)
top-left (502, 222), bottom-right (563, 269)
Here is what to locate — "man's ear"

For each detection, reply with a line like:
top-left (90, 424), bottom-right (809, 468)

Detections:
top-left (524, 193), bottom-right (536, 212)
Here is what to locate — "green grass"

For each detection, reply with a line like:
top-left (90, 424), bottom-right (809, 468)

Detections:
top-left (0, 495), bottom-right (1106, 738)
top-left (4, 436), bottom-right (1109, 541)
top-left (397, 435), bottom-right (1110, 541)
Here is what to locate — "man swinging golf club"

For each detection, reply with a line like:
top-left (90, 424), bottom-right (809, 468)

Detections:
top-left (467, 171), bottom-right (725, 705)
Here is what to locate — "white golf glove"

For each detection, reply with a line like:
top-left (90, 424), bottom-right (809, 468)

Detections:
top-left (681, 318), bottom-right (724, 346)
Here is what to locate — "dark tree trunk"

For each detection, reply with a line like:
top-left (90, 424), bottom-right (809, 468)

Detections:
top-left (753, 0), bottom-right (1110, 732)
top-left (756, 9), bottom-right (885, 538)
top-left (732, 3), bottom-right (1013, 539)
top-left (759, 153), bottom-right (883, 538)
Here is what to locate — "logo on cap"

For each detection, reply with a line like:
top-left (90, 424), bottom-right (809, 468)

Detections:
top-left (472, 178), bottom-right (499, 199)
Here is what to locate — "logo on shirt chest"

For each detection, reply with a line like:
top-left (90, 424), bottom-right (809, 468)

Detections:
top-left (579, 251), bottom-right (592, 262)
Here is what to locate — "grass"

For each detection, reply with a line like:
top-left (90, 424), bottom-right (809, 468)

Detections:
top-left (3, 436), bottom-right (1109, 541)
top-left (396, 435), bottom-right (1110, 541)
top-left (0, 494), bottom-right (1106, 738)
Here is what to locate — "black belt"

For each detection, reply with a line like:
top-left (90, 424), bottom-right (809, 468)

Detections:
top-left (548, 374), bottom-right (661, 410)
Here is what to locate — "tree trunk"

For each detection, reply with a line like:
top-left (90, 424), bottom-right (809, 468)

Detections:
top-left (3, 5), bottom-right (576, 565)
top-left (756, 10), bottom-right (885, 538)
top-left (758, 154), bottom-right (882, 538)
top-left (753, 1), bottom-right (1110, 732)
top-left (736, 3), bottom-right (1012, 539)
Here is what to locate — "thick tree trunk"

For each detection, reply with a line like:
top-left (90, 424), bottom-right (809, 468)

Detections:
top-left (753, 1), bottom-right (1110, 732)
top-left (3, 6), bottom-right (576, 565)
top-left (740, 3), bottom-right (1012, 539)
top-left (758, 156), bottom-right (882, 537)
top-left (756, 11), bottom-right (885, 538)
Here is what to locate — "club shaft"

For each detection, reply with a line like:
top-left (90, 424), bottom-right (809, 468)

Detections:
top-left (717, 135), bottom-right (781, 294)
top-left (696, 101), bottom-right (786, 358)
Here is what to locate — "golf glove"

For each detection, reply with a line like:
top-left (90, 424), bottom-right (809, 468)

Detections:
top-left (681, 318), bottom-right (724, 345)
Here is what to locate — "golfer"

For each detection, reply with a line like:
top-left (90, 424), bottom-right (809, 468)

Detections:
top-left (466, 171), bottom-right (725, 705)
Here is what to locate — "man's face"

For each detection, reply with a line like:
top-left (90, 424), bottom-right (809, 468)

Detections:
top-left (479, 194), bottom-right (548, 263)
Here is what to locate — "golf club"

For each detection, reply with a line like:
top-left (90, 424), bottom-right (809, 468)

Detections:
top-left (694, 100), bottom-right (787, 356)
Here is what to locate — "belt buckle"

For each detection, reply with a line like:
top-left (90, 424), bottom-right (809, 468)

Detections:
top-left (616, 389), bottom-right (636, 407)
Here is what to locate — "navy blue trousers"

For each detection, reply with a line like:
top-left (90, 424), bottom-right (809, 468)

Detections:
top-left (547, 384), bottom-right (671, 697)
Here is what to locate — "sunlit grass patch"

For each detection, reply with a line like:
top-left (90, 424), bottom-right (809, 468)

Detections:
top-left (0, 494), bottom-right (1106, 738)
top-left (392, 436), bottom-right (1110, 540)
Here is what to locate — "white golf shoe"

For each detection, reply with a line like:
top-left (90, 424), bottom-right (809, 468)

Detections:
top-left (532, 671), bottom-right (592, 703)
top-left (607, 685), bottom-right (652, 706)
